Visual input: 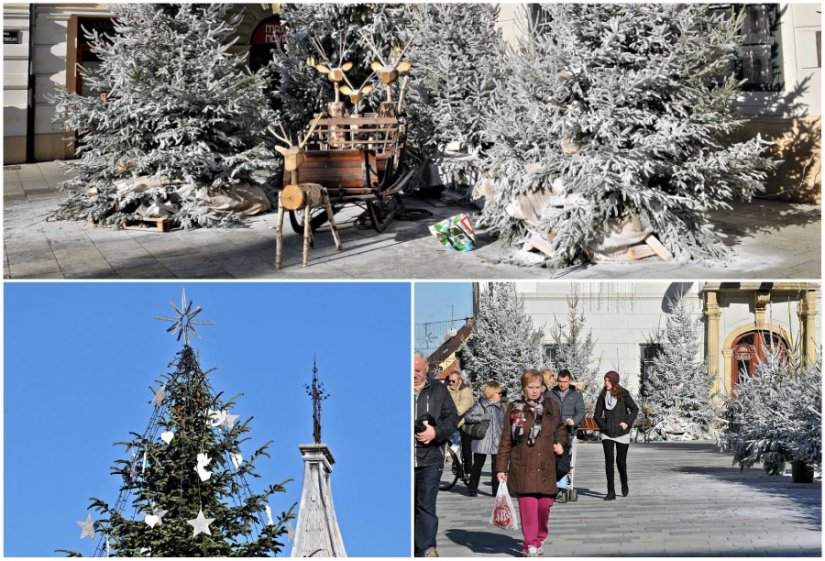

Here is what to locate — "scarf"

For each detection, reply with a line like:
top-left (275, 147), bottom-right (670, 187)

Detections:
top-left (605, 391), bottom-right (618, 411)
top-left (510, 396), bottom-right (545, 447)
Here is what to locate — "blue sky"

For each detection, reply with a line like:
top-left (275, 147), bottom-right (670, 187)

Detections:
top-left (414, 283), bottom-right (473, 354)
top-left (4, 282), bottom-right (411, 557)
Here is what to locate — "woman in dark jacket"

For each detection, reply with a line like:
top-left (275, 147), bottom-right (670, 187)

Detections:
top-left (593, 370), bottom-right (639, 501)
top-left (497, 370), bottom-right (566, 557)
top-left (464, 382), bottom-right (505, 497)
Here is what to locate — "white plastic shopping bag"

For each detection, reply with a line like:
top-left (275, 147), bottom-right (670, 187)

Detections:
top-left (490, 480), bottom-right (519, 531)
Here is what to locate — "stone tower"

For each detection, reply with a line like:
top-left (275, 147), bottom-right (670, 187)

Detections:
top-left (291, 358), bottom-right (347, 557)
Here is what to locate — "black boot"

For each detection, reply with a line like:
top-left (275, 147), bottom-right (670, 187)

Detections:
top-left (621, 481), bottom-right (629, 497)
top-left (604, 488), bottom-right (616, 501)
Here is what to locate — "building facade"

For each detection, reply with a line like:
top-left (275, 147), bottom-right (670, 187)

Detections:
top-left (5, 3), bottom-right (820, 202)
top-left (3, 3), bottom-right (285, 163)
top-left (481, 281), bottom-right (820, 396)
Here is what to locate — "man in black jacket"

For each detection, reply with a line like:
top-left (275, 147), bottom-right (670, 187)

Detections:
top-left (545, 369), bottom-right (585, 502)
top-left (414, 352), bottom-right (457, 557)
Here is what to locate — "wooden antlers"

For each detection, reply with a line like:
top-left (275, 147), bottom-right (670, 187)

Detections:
top-left (339, 72), bottom-right (376, 107)
top-left (267, 114), bottom-right (323, 178)
top-left (310, 35), bottom-right (353, 102)
top-left (362, 33), bottom-right (415, 101)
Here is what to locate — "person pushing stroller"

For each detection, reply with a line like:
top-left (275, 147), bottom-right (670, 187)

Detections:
top-left (544, 369), bottom-right (585, 502)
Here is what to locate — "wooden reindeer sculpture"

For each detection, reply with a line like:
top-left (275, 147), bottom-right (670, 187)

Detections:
top-left (310, 34), bottom-right (353, 105)
top-left (268, 115), bottom-right (343, 269)
top-left (310, 34), bottom-right (355, 146)
top-left (362, 33), bottom-right (415, 114)
top-left (339, 71), bottom-right (376, 117)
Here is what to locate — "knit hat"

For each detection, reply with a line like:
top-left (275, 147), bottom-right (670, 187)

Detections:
top-left (604, 370), bottom-right (620, 386)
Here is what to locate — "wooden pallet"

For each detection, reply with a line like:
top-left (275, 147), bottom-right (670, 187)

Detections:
top-left (121, 217), bottom-right (171, 232)
top-left (627, 234), bottom-right (673, 262)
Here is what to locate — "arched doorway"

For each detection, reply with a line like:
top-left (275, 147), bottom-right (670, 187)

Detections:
top-left (730, 330), bottom-right (788, 387)
top-left (249, 15), bottom-right (286, 72)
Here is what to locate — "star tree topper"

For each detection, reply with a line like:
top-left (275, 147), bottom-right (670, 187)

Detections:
top-left (155, 288), bottom-right (215, 346)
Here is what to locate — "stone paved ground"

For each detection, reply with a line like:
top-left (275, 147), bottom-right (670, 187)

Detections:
top-left (434, 441), bottom-right (821, 557)
top-left (4, 162), bottom-right (821, 279)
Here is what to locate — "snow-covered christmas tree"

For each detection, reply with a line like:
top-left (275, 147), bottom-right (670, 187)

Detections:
top-left (478, 4), bottom-right (777, 268)
top-left (721, 344), bottom-right (821, 473)
top-left (59, 290), bottom-right (293, 557)
top-left (643, 295), bottom-right (718, 440)
top-left (405, 4), bottom-right (507, 188)
top-left (460, 283), bottom-right (544, 398)
top-left (50, 4), bottom-right (274, 229)
top-left (547, 295), bottom-right (601, 409)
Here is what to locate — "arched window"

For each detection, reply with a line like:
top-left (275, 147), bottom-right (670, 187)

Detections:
top-left (731, 330), bottom-right (788, 387)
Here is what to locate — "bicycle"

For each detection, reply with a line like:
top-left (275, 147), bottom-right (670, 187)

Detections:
top-left (439, 442), bottom-right (470, 491)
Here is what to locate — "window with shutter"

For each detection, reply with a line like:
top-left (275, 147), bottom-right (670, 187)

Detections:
top-left (734, 4), bottom-right (784, 92)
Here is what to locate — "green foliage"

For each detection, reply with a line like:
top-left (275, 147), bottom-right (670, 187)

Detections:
top-left (49, 4), bottom-right (275, 228)
top-left (66, 346), bottom-right (294, 556)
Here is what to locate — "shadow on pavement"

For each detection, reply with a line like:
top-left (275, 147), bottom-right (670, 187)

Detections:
top-left (712, 202), bottom-right (821, 248)
top-left (566, 486), bottom-right (602, 499)
top-left (444, 529), bottom-right (522, 556)
top-left (675, 465), bottom-right (822, 528)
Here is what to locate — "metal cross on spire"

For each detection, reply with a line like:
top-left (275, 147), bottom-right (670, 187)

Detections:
top-left (304, 355), bottom-right (329, 444)
top-left (155, 288), bottom-right (215, 347)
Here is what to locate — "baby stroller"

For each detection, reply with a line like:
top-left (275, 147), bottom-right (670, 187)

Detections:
top-left (556, 426), bottom-right (579, 502)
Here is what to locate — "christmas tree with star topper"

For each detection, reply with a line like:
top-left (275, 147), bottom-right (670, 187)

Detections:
top-left (59, 290), bottom-right (294, 557)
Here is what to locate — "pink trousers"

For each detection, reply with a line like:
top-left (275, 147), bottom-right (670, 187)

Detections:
top-left (517, 494), bottom-right (555, 554)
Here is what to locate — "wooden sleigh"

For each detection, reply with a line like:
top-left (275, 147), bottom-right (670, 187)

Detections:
top-left (281, 113), bottom-right (414, 235)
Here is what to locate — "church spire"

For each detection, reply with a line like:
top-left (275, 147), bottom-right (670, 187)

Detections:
top-left (291, 356), bottom-right (346, 557)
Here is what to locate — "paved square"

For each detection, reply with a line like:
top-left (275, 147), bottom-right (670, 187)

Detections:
top-left (4, 162), bottom-right (820, 279)
top-left (433, 441), bottom-right (821, 556)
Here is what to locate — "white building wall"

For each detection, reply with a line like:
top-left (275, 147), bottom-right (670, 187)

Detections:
top-left (501, 282), bottom-right (821, 396)
top-left (2, 3), bottom-right (110, 162)
top-left (513, 282), bottom-right (704, 395)
top-left (3, 3), bottom-right (32, 162)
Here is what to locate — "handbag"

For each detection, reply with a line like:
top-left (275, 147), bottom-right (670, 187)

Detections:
top-left (461, 418), bottom-right (491, 440)
top-left (490, 480), bottom-right (519, 530)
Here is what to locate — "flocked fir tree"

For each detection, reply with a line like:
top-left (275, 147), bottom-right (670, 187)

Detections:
top-left (50, 4), bottom-right (275, 229)
top-left (266, 4), bottom-right (411, 132)
top-left (405, 4), bottom-right (507, 186)
top-left (643, 295), bottom-right (719, 440)
top-left (480, 4), bottom-right (777, 268)
top-left (547, 295), bottom-right (601, 409)
top-left (460, 283), bottom-right (545, 398)
top-left (721, 344), bottom-right (822, 473)
top-left (59, 292), bottom-right (294, 557)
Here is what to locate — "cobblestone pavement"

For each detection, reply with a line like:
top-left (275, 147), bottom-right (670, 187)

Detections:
top-left (4, 162), bottom-right (821, 279)
top-left (433, 441), bottom-right (821, 557)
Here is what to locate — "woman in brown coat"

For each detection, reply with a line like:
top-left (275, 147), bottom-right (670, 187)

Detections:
top-left (497, 370), bottom-right (566, 557)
